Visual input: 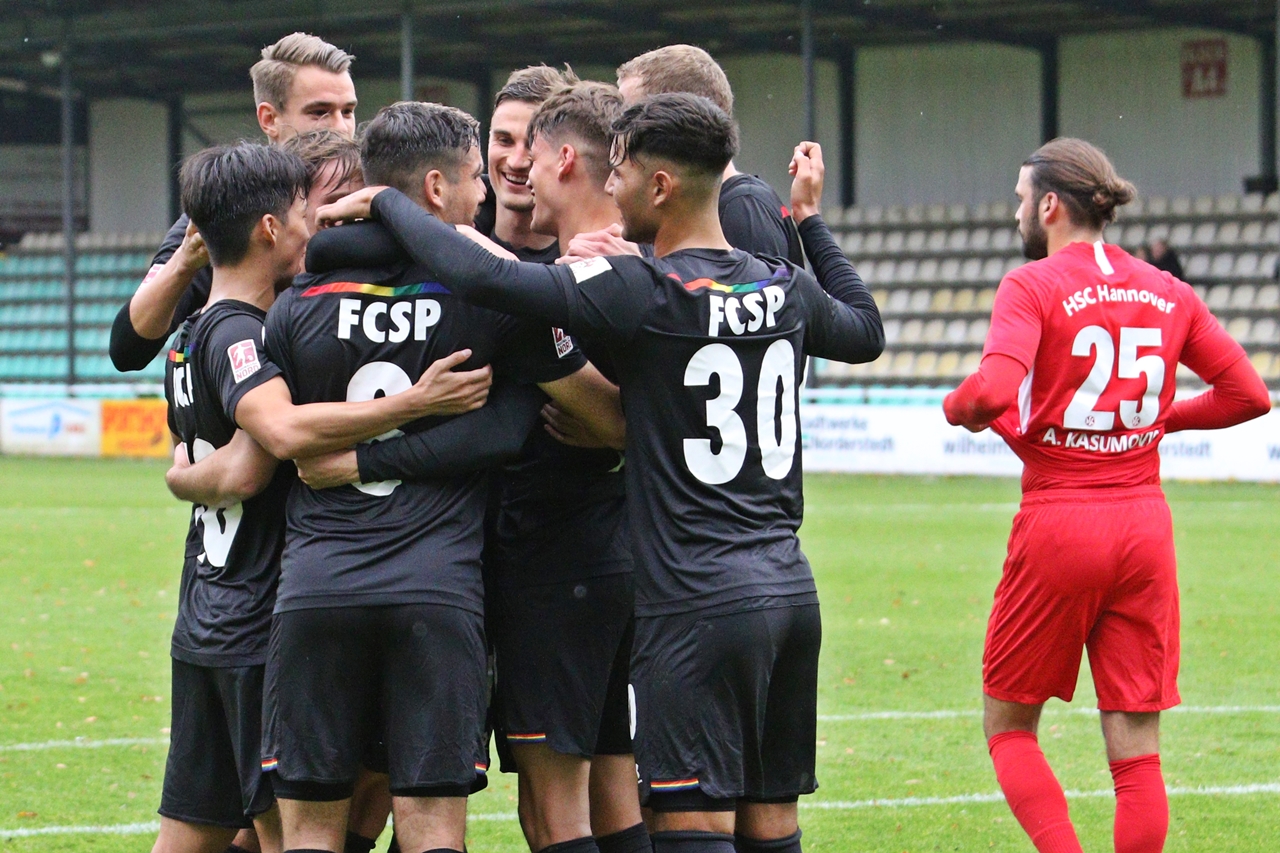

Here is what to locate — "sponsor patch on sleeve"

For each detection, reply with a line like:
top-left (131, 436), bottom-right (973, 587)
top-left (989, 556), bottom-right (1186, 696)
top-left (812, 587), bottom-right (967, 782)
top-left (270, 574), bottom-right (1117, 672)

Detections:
top-left (227, 339), bottom-right (262, 383)
top-left (569, 256), bottom-right (611, 283)
top-left (552, 327), bottom-right (575, 359)
top-left (141, 263), bottom-right (164, 286)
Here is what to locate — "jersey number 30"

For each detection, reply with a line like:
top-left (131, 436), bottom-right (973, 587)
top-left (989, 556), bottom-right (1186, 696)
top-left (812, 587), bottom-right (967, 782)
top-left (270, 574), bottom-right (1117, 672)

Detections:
top-left (1063, 325), bottom-right (1164, 431)
top-left (683, 340), bottom-right (797, 484)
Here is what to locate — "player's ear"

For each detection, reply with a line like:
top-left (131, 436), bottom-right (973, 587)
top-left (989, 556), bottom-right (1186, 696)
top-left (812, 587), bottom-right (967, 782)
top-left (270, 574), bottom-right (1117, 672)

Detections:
top-left (1040, 190), bottom-right (1059, 225)
top-left (257, 102), bottom-right (281, 142)
top-left (558, 144), bottom-right (575, 180)
top-left (422, 169), bottom-right (446, 210)
top-left (651, 169), bottom-right (674, 208)
top-left (258, 213), bottom-right (281, 249)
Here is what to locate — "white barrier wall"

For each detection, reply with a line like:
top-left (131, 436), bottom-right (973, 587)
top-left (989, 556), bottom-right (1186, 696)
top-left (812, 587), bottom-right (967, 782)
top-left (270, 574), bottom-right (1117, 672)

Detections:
top-left (801, 402), bottom-right (1280, 482)
top-left (854, 42), bottom-right (1042, 207)
top-left (1060, 28), bottom-right (1261, 200)
top-left (0, 399), bottom-right (102, 456)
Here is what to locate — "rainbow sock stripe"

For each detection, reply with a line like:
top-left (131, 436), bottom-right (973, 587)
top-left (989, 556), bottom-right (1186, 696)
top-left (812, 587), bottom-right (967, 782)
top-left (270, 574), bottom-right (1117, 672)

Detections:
top-left (680, 265), bottom-right (789, 295)
top-left (649, 777), bottom-right (699, 791)
top-left (300, 280), bottom-right (450, 298)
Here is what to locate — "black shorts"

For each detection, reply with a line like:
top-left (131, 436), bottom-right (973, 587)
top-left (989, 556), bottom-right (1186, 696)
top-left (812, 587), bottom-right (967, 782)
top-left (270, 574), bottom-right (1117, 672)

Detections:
top-left (492, 573), bottom-right (634, 771)
top-left (631, 603), bottom-right (821, 808)
top-left (262, 604), bottom-right (489, 799)
top-left (160, 658), bottom-right (273, 828)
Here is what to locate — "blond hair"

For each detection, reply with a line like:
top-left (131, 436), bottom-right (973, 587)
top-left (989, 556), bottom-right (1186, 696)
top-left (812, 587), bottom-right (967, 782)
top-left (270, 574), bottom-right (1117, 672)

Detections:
top-left (616, 45), bottom-right (733, 115)
top-left (250, 32), bottom-right (354, 109)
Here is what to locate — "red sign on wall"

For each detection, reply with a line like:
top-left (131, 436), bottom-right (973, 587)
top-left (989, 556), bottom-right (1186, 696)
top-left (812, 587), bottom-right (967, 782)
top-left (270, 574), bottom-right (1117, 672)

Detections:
top-left (1181, 39), bottom-right (1228, 98)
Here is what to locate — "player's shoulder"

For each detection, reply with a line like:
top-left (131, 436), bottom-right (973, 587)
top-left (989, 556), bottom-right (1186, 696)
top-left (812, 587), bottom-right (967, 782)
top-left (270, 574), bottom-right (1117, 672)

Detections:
top-left (720, 173), bottom-right (783, 208)
top-left (192, 300), bottom-right (267, 348)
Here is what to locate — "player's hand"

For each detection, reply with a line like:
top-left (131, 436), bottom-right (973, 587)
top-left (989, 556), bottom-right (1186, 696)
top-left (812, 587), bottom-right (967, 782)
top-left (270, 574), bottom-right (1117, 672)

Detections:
top-left (557, 225), bottom-right (641, 264)
top-left (315, 186), bottom-right (389, 228)
top-left (455, 224), bottom-right (519, 260)
top-left (788, 141), bottom-right (824, 223)
top-left (295, 450), bottom-right (360, 489)
top-left (541, 402), bottom-right (610, 448)
top-left (411, 349), bottom-right (492, 416)
top-left (175, 221), bottom-right (209, 273)
top-left (171, 441), bottom-right (191, 470)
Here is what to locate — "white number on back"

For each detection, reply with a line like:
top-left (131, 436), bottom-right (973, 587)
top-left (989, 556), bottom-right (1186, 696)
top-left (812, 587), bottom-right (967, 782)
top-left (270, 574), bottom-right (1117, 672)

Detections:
top-left (1063, 325), bottom-right (1163, 431)
top-left (683, 340), bottom-right (797, 484)
top-left (191, 437), bottom-right (242, 567)
top-left (345, 361), bottom-right (412, 496)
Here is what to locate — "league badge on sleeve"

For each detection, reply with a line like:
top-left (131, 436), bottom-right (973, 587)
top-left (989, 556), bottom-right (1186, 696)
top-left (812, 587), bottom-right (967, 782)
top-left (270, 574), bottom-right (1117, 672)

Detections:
top-left (552, 327), bottom-right (575, 359)
top-left (228, 339), bottom-right (262, 383)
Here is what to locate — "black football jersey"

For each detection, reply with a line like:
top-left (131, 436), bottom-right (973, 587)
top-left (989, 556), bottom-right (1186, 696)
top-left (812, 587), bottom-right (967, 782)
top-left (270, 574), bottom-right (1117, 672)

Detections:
top-left (719, 173), bottom-right (805, 267)
top-left (368, 189), bottom-right (882, 616)
top-left (263, 258), bottom-right (587, 614)
top-left (164, 300), bottom-right (290, 666)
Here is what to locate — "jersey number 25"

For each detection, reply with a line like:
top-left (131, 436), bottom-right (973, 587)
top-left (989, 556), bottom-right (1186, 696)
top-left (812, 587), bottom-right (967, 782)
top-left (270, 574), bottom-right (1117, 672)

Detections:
top-left (1063, 325), bottom-right (1164, 431)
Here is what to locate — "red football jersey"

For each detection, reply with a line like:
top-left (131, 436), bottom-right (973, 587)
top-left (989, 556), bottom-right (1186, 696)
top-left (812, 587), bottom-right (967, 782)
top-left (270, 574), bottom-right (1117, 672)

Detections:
top-left (984, 240), bottom-right (1245, 491)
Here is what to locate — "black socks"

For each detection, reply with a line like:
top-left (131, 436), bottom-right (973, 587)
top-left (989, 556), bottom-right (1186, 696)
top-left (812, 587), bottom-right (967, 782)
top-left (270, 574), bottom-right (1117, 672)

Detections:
top-left (344, 832), bottom-right (378, 853)
top-left (597, 822), bottom-right (653, 853)
top-left (650, 830), bottom-right (736, 853)
top-left (734, 830), bottom-right (802, 853)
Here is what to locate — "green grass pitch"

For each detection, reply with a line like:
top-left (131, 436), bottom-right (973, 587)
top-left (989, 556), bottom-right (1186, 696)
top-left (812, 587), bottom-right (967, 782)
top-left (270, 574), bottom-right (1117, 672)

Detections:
top-left (0, 456), bottom-right (1275, 851)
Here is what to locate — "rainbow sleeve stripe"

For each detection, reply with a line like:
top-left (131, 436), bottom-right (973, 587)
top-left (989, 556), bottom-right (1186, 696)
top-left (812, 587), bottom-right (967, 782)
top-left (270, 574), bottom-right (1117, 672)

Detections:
top-left (300, 280), bottom-right (451, 298)
top-left (649, 777), bottom-right (699, 791)
top-left (681, 266), bottom-right (789, 295)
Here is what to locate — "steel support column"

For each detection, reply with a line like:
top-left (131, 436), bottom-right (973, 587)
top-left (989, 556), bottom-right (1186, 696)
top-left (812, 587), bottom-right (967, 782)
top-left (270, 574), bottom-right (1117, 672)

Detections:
top-left (400, 8), bottom-right (414, 102)
top-left (838, 47), bottom-right (855, 208)
top-left (801, 0), bottom-right (816, 142)
top-left (1039, 37), bottom-right (1059, 143)
top-left (60, 29), bottom-right (77, 392)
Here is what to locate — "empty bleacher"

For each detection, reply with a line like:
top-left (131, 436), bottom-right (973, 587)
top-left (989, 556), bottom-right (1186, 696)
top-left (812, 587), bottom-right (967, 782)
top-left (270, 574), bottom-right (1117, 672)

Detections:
top-left (0, 231), bottom-right (165, 388)
top-left (811, 194), bottom-right (1280, 390)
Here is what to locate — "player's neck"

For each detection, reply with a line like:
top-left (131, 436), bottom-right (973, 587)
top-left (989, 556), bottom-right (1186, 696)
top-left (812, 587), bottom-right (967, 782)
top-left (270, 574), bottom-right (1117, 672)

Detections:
top-left (1047, 225), bottom-right (1105, 256)
top-left (494, 205), bottom-right (556, 251)
top-left (652, 204), bottom-right (733, 257)
top-left (556, 191), bottom-right (620, 250)
top-left (206, 262), bottom-right (280, 314)
top-left (722, 160), bottom-right (740, 180)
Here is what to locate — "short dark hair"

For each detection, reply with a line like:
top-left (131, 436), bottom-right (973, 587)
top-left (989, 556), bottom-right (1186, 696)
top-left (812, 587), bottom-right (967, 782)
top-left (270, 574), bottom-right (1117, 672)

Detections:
top-left (528, 82), bottom-right (624, 184)
top-left (494, 63), bottom-right (579, 109)
top-left (360, 102), bottom-right (480, 200)
top-left (610, 93), bottom-right (738, 178)
top-left (282, 128), bottom-right (362, 188)
top-left (180, 143), bottom-right (309, 267)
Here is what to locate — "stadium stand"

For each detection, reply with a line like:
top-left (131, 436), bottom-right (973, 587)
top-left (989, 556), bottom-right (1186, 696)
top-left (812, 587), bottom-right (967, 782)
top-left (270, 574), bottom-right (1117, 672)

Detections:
top-left (0, 231), bottom-right (165, 388)
top-left (813, 193), bottom-right (1280, 390)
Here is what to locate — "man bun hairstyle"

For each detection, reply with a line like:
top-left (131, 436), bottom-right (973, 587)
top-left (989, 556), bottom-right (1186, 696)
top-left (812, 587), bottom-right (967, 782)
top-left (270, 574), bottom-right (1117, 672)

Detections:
top-left (251, 32), bottom-right (354, 109)
top-left (282, 128), bottom-right (362, 188)
top-left (528, 82), bottom-right (624, 184)
top-left (610, 92), bottom-right (739, 179)
top-left (494, 63), bottom-right (580, 109)
top-left (360, 102), bottom-right (480, 201)
top-left (180, 142), bottom-right (310, 267)
top-left (1024, 137), bottom-right (1136, 230)
top-left (616, 44), bottom-right (734, 116)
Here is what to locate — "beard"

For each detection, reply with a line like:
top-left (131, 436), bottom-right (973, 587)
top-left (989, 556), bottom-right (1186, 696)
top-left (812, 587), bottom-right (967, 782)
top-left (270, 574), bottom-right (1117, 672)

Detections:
top-left (1020, 215), bottom-right (1049, 260)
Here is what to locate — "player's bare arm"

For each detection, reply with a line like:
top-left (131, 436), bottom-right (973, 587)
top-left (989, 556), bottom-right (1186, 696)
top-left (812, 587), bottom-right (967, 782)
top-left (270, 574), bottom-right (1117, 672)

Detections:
top-left (129, 221), bottom-right (209, 340)
top-left (538, 363), bottom-right (626, 450)
top-left (234, 349), bottom-right (490, 460)
top-left (166, 428), bottom-right (280, 508)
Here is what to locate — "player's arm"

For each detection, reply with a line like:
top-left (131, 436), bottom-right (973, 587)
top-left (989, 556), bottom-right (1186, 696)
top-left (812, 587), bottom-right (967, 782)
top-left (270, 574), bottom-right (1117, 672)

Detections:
top-left (787, 144), bottom-right (884, 364)
top-left (538, 363), bottom-right (625, 450)
top-left (316, 187), bottom-right (643, 337)
top-left (1164, 299), bottom-right (1271, 432)
top-left (943, 354), bottom-right (1028, 432)
top-left (165, 429), bottom-right (279, 508)
top-left (110, 219), bottom-right (208, 371)
top-left (234, 350), bottom-right (491, 461)
top-left (298, 379), bottom-right (548, 489)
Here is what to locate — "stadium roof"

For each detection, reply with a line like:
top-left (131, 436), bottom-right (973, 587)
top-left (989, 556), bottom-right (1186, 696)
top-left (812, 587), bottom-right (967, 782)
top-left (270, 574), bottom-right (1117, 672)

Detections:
top-left (0, 0), bottom-right (1275, 101)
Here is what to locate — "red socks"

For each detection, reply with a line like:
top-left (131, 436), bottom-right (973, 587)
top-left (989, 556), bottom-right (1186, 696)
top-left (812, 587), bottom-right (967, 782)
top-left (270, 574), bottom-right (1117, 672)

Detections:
top-left (987, 731), bottom-right (1083, 853)
top-left (1110, 753), bottom-right (1168, 853)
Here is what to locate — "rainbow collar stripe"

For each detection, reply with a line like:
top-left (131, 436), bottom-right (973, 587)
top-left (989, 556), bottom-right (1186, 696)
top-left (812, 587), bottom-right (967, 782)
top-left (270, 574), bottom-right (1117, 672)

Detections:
top-left (301, 280), bottom-right (450, 298)
top-left (650, 777), bottom-right (699, 791)
top-left (680, 266), bottom-right (788, 295)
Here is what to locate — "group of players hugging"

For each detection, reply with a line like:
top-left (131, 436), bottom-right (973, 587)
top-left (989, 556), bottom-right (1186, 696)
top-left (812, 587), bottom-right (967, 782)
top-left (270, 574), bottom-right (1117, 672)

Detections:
top-left (110, 28), bottom-right (1269, 853)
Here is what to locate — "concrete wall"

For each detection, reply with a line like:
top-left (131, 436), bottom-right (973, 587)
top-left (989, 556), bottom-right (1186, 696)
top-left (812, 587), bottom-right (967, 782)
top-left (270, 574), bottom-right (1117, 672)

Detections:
top-left (854, 42), bottom-right (1042, 208)
top-left (88, 99), bottom-right (169, 234)
top-left (1059, 27), bottom-right (1261, 200)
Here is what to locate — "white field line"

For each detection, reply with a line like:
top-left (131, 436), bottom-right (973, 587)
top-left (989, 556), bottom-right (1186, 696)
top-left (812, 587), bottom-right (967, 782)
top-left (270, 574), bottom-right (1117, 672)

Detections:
top-left (800, 782), bottom-right (1280, 811)
top-left (817, 705), bottom-right (1280, 722)
top-left (4, 784), bottom-right (1277, 837)
top-left (0, 736), bottom-right (168, 752)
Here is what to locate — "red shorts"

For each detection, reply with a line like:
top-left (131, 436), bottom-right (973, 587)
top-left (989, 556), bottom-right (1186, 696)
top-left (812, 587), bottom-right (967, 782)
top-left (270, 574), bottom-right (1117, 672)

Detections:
top-left (983, 486), bottom-right (1180, 712)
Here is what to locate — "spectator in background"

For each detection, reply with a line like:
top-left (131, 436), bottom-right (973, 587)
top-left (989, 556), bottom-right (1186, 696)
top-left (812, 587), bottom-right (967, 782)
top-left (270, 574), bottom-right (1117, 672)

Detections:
top-left (1148, 238), bottom-right (1184, 279)
top-left (1132, 244), bottom-right (1151, 263)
